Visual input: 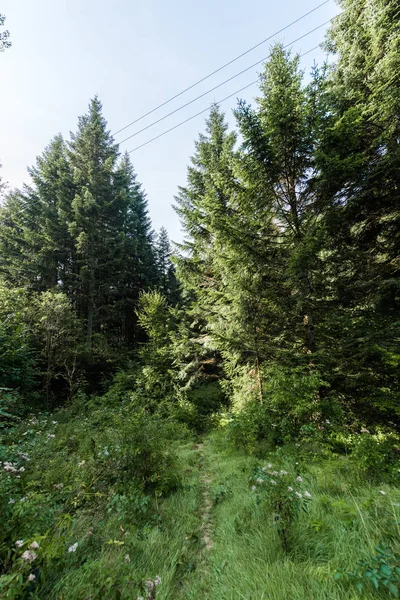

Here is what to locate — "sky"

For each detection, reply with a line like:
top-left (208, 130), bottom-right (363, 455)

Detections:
top-left (0, 0), bottom-right (340, 243)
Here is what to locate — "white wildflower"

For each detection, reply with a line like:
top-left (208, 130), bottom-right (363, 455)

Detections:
top-left (15, 540), bottom-right (24, 547)
top-left (296, 476), bottom-right (303, 483)
top-left (288, 486), bottom-right (294, 492)
top-left (304, 491), bottom-right (312, 498)
top-left (155, 576), bottom-right (161, 586)
top-left (20, 497), bottom-right (27, 502)
top-left (145, 579), bottom-right (154, 591)
top-left (361, 428), bottom-right (370, 434)
top-left (256, 478), bottom-right (263, 484)
top-left (68, 542), bottom-right (78, 553)
top-left (19, 467), bottom-right (25, 472)
top-left (270, 480), bottom-right (277, 485)
top-left (54, 483), bottom-right (64, 490)
top-left (295, 492), bottom-right (303, 499)
top-left (30, 541), bottom-right (39, 549)
top-left (9, 498), bottom-right (16, 504)
top-left (279, 470), bottom-right (288, 476)
top-left (267, 463), bottom-right (273, 469)
top-left (28, 573), bottom-right (35, 581)
top-left (21, 550), bottom-right (37, 563)
top-left (124, 554), bottom-right (130, 563)
top-left (379, 490), bottom-right (387, 495)
top-left (78, 460), bottom-right (86, 466)
top-left (48, 434), bottom-right (55, 438)
top-left (251, 485), bottom-right (257, 491)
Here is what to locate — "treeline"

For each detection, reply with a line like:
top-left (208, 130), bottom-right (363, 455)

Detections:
top-left (136, 0), bottom-right (399, 439)
top-left (0, 98), bottom-right (178, 407)
top-left (1, 0), bottom-right (399, 438)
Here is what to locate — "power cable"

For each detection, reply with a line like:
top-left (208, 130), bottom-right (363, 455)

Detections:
top-left (127, 44), bottom-right (321, 155)
top-left (113, 0), bottom-right (331, 136)
top-left (118, 21), bottom-right (330, 145)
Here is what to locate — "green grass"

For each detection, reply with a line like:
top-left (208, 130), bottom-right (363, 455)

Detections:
top-left (173, 431), bottom-right (400, 600)
top-left (2, 416), bottom-right (400, 599)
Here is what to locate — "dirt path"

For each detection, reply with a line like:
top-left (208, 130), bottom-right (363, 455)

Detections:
top-left (194, 443), bottom-right (213, 551)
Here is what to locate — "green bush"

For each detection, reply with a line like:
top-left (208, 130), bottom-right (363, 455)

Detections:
top-left (227, 365), bottom-right (334, 452)
top-left (350, 430), bottom-right (400, 480)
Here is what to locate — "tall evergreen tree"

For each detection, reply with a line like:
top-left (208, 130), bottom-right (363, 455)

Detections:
top-left (67, 96), bottom-right (120, 346)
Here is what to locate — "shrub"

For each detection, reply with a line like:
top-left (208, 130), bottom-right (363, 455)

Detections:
top-left (228, 365), bottom-right (334, 452)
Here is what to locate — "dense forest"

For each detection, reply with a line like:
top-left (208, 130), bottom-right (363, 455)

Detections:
top-left (0, 0), bottom-right (399, 598)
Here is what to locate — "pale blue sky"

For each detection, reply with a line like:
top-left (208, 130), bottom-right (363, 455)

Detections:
top-left (1, 0), bottom-right (339, 242)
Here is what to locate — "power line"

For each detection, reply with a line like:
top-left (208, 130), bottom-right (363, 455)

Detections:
top-left (127, 44), bottom-right (321, 155)
top-left (113, 0), bottom-right (331, 137)
top-left (118, 21), bottom-right (330, 146)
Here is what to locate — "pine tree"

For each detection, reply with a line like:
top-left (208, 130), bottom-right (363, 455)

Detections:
top-left (0, 136), bottom-right (76, 292)
top-left (113, 152), bottom-right (157, 344)
top-left (155, 227), bottom-right (179, 303)
top-left (67, 96), bottom-right (120, 346)
top-left (316, 0), bottom-right (400, 417)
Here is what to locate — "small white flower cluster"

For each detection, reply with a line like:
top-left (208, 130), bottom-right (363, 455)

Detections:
top-left (68, 542), bottom-right (78, 553)
top-left (53, 483), bottom-right (64, 490)
top-left (18, 452), bottom-right (30, 461)
top-left (142, 576), bottom-right (161, 596)
top-left (252, 463), bottom-right (312, 500)
top-left (22, 550), bottom-right (37, 563)
top-left (3, 461), bottom-right (19, 473)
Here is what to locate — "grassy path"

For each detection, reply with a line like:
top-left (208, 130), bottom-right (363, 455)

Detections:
top-left (38, 429), bottom-right (400, 598)
top-left (164, 431), bottom-right (399, 600)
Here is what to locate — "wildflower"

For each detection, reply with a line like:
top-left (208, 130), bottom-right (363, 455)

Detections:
top-left (304, 491), bottom-right (312, 498)
top-left (251, 485), bottom-right (257, 491)
top-left (267, 463), bottom-right (273, 469)
top-left (52, 421), bottom-right (57, 424)
top-left (295, 492), bottom-right (303, 499)
top-left (28, 574), bottom-right (35, 582)
top-left (54, 483), bottom-right (64, 490)
top-left (270, 480), bottom-right (277, 485)
top-left (4, 464), bottom-right (18, 473)
top-left (16, 540), bottom-right (24, 547)
top-left (30, 541), bottom-right (39, 549)
top-left (20, 497), bottom-right (27, 502)
top-left (279, 470), bottom-right (288, 476)
top-left (22, 432), bottom-right (28, 436)
top-left (379, 490), bottom-right (387, 495)
top-left (9, 498), bottom-right (15, 504)
top-left (68, 542), bottom-right (78, 553)
top-left (19, 467), bottom-right (25, 472)
top-left (288, 486), bottom-right (294, 492)
top-left (262, 466), bottom-right (268, 472)
top-left (78, 460), bottom-right (86, 466)
top-left (155, 576), bottom-right (161, 586)
top-left (125, 554), bottom-right (130, 563)
top-left (22, 550), bottom-right (37, 563)
top-left (48, 434), bottom-right (55, 439)
top-left (145, 579), bottom-right (155, 591)
top-left (361, 428), bottom-right (370, 434)
top-left (325, 419), bottom-right (331, 424)
top-left (296, 476), bottom-right (303, 483)
top-left (256, 478), bottom-right (263, 484)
